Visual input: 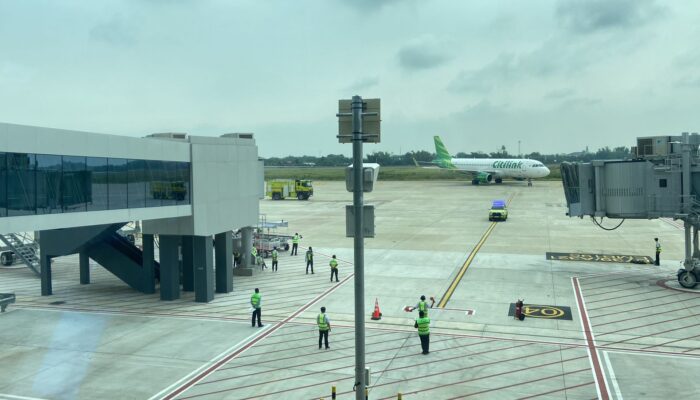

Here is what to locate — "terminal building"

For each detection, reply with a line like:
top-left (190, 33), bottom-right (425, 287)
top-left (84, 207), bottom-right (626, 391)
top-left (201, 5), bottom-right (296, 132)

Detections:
top-left (0, 122), bottom-right (263, 302)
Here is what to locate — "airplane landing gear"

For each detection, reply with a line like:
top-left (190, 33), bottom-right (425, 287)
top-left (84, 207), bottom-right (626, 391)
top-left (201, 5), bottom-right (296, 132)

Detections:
top-left (495, 178), bottom-right (503, 184)
top-left (471, 179), bottom-right (479, 185)
top-left (678, 269), bottom-right (699, 289)
top-left (527, 178), bottom-right (533, 187)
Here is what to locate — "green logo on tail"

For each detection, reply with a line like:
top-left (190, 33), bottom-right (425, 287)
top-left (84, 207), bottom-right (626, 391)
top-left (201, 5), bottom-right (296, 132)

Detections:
top-left (433, 136), bottom-right (456, 169)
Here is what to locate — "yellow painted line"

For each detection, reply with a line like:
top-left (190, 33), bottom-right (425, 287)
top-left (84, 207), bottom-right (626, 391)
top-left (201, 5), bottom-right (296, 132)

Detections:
top-left (437, 194), bottom-right (515, 308)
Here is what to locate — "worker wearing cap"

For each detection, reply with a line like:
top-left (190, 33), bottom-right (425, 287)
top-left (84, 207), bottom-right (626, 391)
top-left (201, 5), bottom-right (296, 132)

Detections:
top-left (251, 288), bottom-right (263, 327)
top-left (317, 306), bottom-right (331, 349)
top-left (330, 255), bottom-right (339, 282)
top-left (306, 247), bottom-right (314, 274)
top-left (655, 238), bottom-right (662, 266)
top-left (414, 310), bottom-right (430, 354)
top-left (414, 295), bottom-right (431, 317)
top-left (271, 247), bottom-right (279, 272)
top-left (291, 233), bottom-right (302, 255)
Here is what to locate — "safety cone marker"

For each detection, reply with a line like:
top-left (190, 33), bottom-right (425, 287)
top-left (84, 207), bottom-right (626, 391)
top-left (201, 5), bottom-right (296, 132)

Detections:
top-left (371, 298), bottom-right (382, 320)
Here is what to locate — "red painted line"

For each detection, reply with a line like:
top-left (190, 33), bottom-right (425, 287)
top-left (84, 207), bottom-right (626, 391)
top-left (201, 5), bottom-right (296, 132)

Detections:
top-left (374, 356), bottom-right (589, 400)
top-left (159, 272), bottom-right (354, 400)
top-left (596, 313), bottom-right (700, 337)
top-left (572, 277), bottom-right (610, 400)
top-left (656, 279), bottom-right (700, 295)
top-left (516, 381), bottom-right (595, 400)
top-left (584, 284), bottom-right (658, 299)
top-left (590, 296), bottom-right (700, 319)
top-left (606, 321), bottom-right (700, 347)
top-left (445, 367), bottom-right (591, 400)
top-left (587, 291), bottom-right (681, 311)
top-left (585, 287), bottom-right (666, 305)
top-left (594, 304), bottom-right (699, 327)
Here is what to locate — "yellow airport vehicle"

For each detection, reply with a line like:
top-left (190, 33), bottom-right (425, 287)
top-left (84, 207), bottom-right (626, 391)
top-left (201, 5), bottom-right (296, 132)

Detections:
top-left (488, 199), bottom-right (508, 221)
top-left (266, 179), bottom-right (313, 200)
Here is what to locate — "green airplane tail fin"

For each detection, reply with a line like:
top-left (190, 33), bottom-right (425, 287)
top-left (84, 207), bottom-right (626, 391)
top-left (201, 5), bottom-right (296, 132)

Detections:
top-left (433, 136), bottom-right (455, 169)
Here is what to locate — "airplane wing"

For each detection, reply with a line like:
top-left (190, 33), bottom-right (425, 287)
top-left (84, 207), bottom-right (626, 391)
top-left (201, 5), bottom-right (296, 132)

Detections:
top-left (412, 158), bottom-right (441, 169)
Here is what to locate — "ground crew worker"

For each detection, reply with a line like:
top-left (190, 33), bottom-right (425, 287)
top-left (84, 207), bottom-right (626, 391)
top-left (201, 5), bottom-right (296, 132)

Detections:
top-left (271, 247), bottom-right (279, 272)
top-left (291, 233), bottom-right (302, 255)
top-left (414, 310), bottom-right (430, 354)
top-left (306, 247), bottom-right (314, 274)
top-left (233, 251), bottom-right (240, 267)
top-left (251, 288), bottom-right (263, 327)
top-left (329, 255), bottom-right (339, 282)
top-left (317, 306), bottom-right (331, 349)
top-left (414, 295), bottom-right (431, 317)
top-left (655, 238), bottom-right (662, 266)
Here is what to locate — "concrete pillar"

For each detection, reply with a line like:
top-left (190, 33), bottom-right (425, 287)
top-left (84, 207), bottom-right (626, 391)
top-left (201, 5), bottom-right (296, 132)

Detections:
top-left (40, 254), bottom-right (52, 296)
top-left (182, 236), bottom-right (194, 292)
top-left (242, 226), bottom-right (253, 268)
top-left (159, 235), bottom-right (181, 301)
top-left (215, 231), bottom-right (233, 293)
top-left (142, 234), bottom-right (156, 294)
top-left (193, 236), bottom-right (214, 303)
top-left (79, 251), bottom-right (90, 284)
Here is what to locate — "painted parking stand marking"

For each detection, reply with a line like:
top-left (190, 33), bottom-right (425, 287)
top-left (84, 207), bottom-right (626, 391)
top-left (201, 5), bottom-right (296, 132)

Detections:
top-left (402, 305), bottom-right (475, 316)
top-left (572, 277), bottom-right (611, 400)
top-left (603, 351), bottom-right (625, 400)
top-left (508, 303), bottom-right (572, 320)
top-left (547, 252), bottom-right (653, 264)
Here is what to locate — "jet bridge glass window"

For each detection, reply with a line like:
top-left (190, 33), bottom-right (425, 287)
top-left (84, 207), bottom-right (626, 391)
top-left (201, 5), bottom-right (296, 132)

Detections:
top-left (659, 179), bottom-right (667, 188)
top-left (108, 158), bottom-right (128, 210)
top-left (62, 156), bottom-right (88, 213)
top-left (36, 154), bottom-right (62, 215)
top-left (7, 153), bottom-right (36, 217)
top-left (87, 157), bottom-right (109, 211)
top-left (0, 152), bottom-right (6, 217)
top-left (127, 159), bottom-right (147, 209)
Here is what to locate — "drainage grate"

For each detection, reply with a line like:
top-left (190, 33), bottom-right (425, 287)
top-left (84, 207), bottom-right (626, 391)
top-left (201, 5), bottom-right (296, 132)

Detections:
top-left (48, 301), bottom-right (66, 305)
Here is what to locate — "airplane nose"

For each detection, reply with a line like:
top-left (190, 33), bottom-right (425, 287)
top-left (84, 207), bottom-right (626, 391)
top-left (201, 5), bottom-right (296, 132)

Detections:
top-left (543, 167), bottom-right (550, 177)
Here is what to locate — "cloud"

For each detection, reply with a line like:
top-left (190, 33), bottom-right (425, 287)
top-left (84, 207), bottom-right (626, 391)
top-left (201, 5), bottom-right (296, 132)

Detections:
top-left (336, 0), bottom-right (403, 13)
top-left (544, 88), bottom-right (575, 99)
top-left (674, 76), bottom-right (700, 89)
top-left (344, 76), bottom-right (379, 91)
top-left (89, 16), bottom-right (137, 46)
top-left (556, 0), bottom-right (665, 34)
top-left (397, 36), bottom-right (452, 71)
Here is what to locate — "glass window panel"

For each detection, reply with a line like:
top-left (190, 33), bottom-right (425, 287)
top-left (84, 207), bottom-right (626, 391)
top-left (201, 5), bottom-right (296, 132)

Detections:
top-left (145, 160), bottom-right (163, 207)
top-left (0, 153), bottom-right (6, 217)
top-left (162, 161), bottom-right (181, 206)
top-left (127, 159), bottom-right (146, 209)
top-left (176, 162), bottom-right (191, 204)
top-left (62, 156), bottom-right (87, 213)
top-left (108, 158), bottom-right (128, 210)
top-left (7, 153), bottom-right (36, 216)
top-left (87, 157), bottom-right (109, 211)
top-left (36, 154), bottom-right (62, 215)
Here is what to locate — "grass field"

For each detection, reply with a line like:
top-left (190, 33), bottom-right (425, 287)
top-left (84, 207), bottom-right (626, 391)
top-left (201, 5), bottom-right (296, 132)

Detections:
top-left (265, 164), bottom-right (562, 181)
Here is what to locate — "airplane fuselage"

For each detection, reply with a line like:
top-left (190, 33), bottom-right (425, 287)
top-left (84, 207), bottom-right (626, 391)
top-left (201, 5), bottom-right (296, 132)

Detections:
top-left (451, 158), bottom-right (550, 179)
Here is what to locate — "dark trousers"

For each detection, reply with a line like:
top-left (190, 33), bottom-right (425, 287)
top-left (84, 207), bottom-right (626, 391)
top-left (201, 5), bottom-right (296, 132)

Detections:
top-left (306, 260), bottom-right (314, 274)
top-left (319, 330), bottom-right (329, 349)
top-left (292, 243), bottom-right (298, 255)
top-left (655, 252), bottom-right (660, 266)
top-left (419, 334), bottom-right (430, 354)
top-left (252, 308), bottom-right (262, 327)
top-left (272, 260), bottom-right (278, 271)
top-left (331, 268), bottom-right (338, 282)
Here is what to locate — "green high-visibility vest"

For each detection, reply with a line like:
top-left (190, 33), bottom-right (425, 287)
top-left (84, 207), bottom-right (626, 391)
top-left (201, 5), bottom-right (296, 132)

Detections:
top-left (416, 317), bottom-right (430, 336)
top-left (418, 301), bottom-right (428, 316)
top-left (251, 293), bottom-right (261, 308)
top-left (317, 313), bottom-right (329, 331)
top-left (306, 251), bottom-right (313, 261)
top-left (272, 250), bottom-right (278, 261)
top-left (293, 234), bottom-right (299, 244)
top-left (656, 244), bottom-right (662, 253)
top-left (330, 259), bottom-right (338, 269)
top-left (251, 247), bottom-right (257, 256)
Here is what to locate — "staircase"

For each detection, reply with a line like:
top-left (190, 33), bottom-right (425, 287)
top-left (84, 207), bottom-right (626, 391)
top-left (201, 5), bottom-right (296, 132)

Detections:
top-left (0, 232), bottom-right (40, 277)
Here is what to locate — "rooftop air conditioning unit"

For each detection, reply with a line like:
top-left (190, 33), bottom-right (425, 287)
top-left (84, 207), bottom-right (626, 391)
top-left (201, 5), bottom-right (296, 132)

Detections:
top-left (147, 133), bottom-right (188, 140)
top-left (221, 133), bottom-right (254, 140)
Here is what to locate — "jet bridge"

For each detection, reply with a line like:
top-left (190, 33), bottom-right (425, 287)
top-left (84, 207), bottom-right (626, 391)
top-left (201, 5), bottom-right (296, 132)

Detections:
top-left (561, 132), bottom-right (700, 288)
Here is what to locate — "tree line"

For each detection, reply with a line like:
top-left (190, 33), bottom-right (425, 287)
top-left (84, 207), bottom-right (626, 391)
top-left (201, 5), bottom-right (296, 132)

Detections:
top-left (262, 146), bottom-right (631, 167)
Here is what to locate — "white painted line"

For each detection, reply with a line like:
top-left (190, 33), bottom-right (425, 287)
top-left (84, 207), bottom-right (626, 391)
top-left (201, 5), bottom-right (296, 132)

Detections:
top-left (147, 327), bottom-right (268, 400)
top-left (0, 394), bottom-right (49, 400)
top-left (603, 351), bottom-right (625, 400)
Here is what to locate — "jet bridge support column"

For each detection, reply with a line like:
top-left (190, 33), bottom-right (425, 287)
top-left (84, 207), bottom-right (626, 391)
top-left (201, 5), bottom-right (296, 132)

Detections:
top-left (182, 236), bottom-right (194, 292)
top-left (79, 251), bottom-right (90, 284)
top-left (142, 234), bottom-right (156, 294)
top-left (215, 231), bottom-right (233, 293)
top-left (159, 235), bottom-right (181, 301)
top-left (193, 236), bottom-right (214, 303)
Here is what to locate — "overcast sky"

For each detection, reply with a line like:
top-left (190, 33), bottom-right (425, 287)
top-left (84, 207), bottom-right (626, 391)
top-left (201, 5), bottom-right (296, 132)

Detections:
top-left (1, 0), bottom-right (699, 158)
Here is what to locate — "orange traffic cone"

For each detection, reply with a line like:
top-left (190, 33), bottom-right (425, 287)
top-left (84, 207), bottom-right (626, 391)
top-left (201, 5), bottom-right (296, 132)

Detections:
top-left (371, 298), bottom-right (382, 320)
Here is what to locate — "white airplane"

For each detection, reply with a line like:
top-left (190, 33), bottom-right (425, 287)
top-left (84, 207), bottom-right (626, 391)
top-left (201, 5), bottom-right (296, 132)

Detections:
top-left (427, 136), bottom-right (550, 185)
